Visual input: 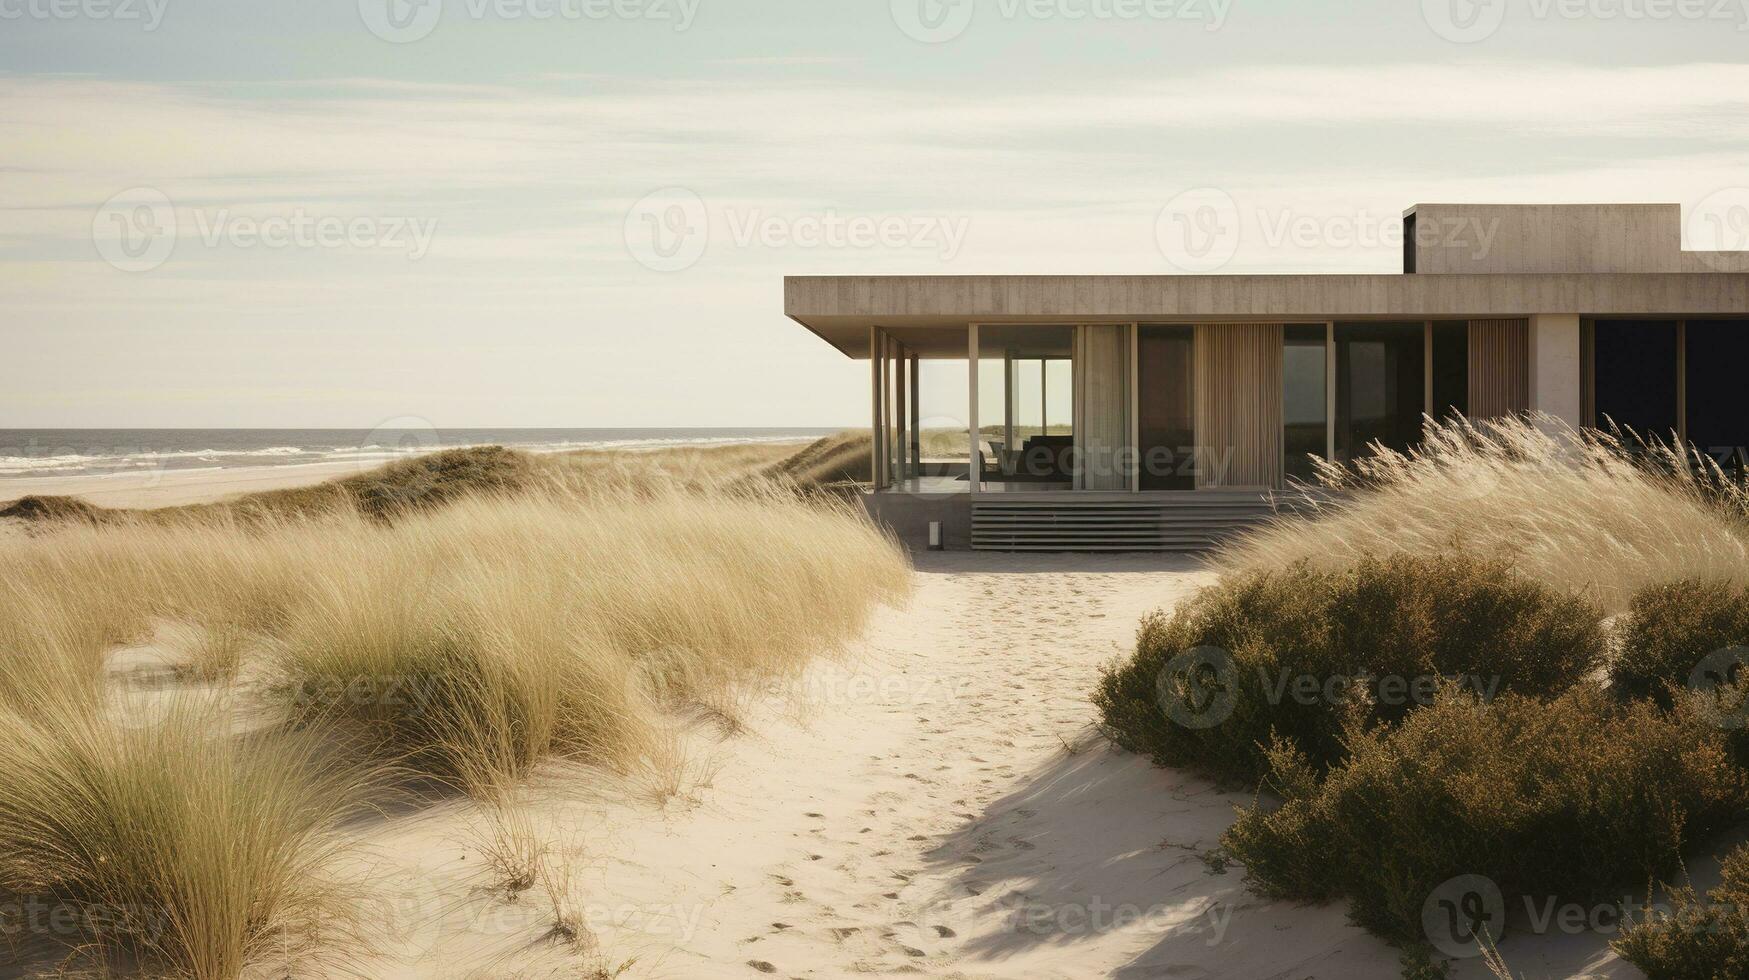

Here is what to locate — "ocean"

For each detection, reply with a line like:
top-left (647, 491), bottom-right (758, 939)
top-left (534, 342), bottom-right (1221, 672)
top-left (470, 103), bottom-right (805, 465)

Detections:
top-left (0, 428), bottom-right (841, 480)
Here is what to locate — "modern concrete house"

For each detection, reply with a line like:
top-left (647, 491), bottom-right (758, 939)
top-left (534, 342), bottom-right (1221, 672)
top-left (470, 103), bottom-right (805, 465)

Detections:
top-left (785, 203), bottom-right (1749, 551)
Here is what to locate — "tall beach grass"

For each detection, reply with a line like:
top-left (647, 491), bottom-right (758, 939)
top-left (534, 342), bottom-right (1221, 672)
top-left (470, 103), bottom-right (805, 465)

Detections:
top-left (0, 446), bottom-right (911, 972)
top-left (1221, 414), bottom-right (1749, 612)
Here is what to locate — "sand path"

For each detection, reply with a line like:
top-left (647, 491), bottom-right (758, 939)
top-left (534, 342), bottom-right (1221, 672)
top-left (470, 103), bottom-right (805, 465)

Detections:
top-left (538, 554), bottom-right (1639, 980)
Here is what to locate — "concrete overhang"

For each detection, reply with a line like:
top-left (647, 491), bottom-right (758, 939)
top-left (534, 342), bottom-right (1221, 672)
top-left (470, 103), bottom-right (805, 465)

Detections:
top-left (785, 273), bottom-right (1749, 358)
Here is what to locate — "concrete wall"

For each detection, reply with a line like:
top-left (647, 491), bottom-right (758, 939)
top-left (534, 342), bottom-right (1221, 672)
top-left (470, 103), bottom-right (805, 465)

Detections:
top-left (860, 492), bottom-right (971, 552)
top-left (1529, 313), bottom-right (1584, 428)
top-left (1407, 203), bottom-right (1749, 275)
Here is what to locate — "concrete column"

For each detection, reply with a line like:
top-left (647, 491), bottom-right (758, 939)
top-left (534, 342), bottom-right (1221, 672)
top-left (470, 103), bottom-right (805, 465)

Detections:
top-left (1529, 314), bottom-right (1583, 429)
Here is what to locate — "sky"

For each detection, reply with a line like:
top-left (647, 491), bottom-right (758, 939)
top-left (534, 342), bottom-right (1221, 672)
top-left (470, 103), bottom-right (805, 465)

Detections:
top-left (2, 0), bottom-right (1748, 428)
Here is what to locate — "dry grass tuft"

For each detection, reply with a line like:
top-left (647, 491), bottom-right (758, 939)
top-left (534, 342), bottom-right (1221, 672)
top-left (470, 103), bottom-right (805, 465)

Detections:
top-left (0, 695), bottom-right (370, 979)
top-left (1221, 414), bottom-right (1749, 612)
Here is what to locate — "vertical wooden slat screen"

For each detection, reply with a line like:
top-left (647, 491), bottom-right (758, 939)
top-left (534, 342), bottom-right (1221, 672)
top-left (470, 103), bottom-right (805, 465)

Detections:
top-left (1468, 318), bottom-right (1530, 419)
top-left (1194, 323), bottom-right (1285, 489)
top-left (1073, 324), bottom-right (1131, 490)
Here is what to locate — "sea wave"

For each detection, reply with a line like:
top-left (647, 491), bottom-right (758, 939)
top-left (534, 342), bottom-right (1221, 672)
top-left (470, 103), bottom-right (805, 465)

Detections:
top-left (0, 433), bottom-right (827, 479)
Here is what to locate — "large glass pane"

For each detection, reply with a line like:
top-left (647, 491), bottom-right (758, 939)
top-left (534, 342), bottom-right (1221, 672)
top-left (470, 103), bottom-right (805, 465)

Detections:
top-left (978, 325), bottom-right (1075, 489)
top-left (1593, 320), bottom-right (1678, 441)
top-left (1430, 320), bottom-right (1468, 422)
top-left (1138, 324), bottom-right (1195, 490)
top-left (1685, 319), bottom-right (1749, 474)
top-left (1335, 322), bottom-right (1425, 461)
top-left (1283, 324), bottom-right (1327, 483)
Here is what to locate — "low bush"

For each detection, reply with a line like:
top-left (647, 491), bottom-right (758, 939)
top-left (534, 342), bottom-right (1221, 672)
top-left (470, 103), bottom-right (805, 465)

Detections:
top-left (1092, 553), bottom-right (1606, 785)
top-left (1222, 686), bottom-right (1748, 968)
top-left (1612, 579), bottom-right (1749, 705)
top-left (1614, 842), bottom-right (1749, 980)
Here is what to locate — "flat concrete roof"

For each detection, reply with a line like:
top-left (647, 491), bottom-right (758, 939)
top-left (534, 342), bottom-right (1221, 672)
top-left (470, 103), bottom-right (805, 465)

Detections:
top-left (785, 273), bottom-right (1749, 358)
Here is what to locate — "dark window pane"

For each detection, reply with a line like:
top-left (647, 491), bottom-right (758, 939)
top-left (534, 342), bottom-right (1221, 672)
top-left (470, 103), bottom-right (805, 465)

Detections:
top-left (1335, 322), bottom-right (1425, 461)
top-left (1283, 324), bottom-right (1327, 482)
top-left (1593, 320), bottom-right (1678, 441)
top-left (1138, 324), bottom-right (1195, 491)
top-left (1431, 320), bottom-right (1468, 421)
top-left (1685, 320), bottom-right (1749, 473)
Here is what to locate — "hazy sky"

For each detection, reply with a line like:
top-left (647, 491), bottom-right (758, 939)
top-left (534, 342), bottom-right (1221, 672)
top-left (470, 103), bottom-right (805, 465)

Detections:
top-left (3, 0), bottom-right (1748, 428)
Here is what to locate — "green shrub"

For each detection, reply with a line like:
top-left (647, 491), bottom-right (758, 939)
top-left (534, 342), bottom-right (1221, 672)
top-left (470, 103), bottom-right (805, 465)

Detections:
top-left (1613, 579), bottom-right (1749, 705)
top-left (1615, 843), bottom-right (1749, 980)
top-left (1092, 554), bottom-right (1606, 785)
top-left (1222, 686), bottom-right (1748, 963)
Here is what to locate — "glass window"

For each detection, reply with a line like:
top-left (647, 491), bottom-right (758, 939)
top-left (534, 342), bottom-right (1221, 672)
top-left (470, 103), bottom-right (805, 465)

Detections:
top-left (1335, 322), bottom-right (1425, 461)
top-left (1593, 320), bottom-right (1678, 441)
top-left (1283, 324), bottom-right (1327, 482)
top-left (1430, 320), bottom-right (1468, 422)
top-left (1138, 324), bottom-right (1195, 490)
top-left (1685, 320), bottom-right (1749, 474)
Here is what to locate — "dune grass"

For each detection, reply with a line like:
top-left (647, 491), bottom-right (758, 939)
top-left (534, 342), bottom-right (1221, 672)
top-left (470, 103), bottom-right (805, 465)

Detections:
top-left (0, 696), bottom-right (369, 978)
top-left (0, 441), bottom-right (910, 974)
top-left (1220, 415), bottom-right (1749, 613)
